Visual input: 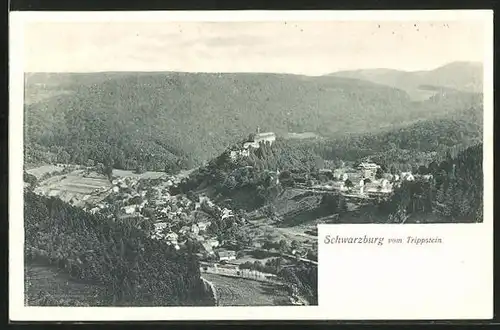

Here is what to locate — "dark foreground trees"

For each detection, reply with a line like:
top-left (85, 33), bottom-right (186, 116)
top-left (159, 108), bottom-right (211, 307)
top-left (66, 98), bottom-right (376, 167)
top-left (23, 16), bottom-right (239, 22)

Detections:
top-left (24, 191), bottom-right (210, 306)
top-left (278, 264), bottom-right (318, 305)
top-left (379, 143), bottom-right (483, 223)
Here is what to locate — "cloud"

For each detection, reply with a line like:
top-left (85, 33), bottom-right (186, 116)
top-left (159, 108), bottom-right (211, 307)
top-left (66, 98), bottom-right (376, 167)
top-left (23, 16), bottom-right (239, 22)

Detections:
top-left (23, 20), bottom-right (486, 74)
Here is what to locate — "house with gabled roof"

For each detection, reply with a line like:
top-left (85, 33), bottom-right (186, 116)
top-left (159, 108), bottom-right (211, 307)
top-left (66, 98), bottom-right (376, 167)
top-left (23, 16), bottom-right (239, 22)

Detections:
top-left (216, 249), bottom-right (237, 261)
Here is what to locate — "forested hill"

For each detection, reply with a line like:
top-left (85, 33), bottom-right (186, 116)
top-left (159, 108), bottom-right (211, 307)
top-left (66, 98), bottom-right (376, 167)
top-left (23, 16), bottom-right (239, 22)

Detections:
top-left (329, 61), bottom-right (483, 100)
top-left (24, 70), bottom-right (481, 171)
top-left (285, 101), bottom-right (483, 170)
top-left (177, 137), bottom-right (325, 211)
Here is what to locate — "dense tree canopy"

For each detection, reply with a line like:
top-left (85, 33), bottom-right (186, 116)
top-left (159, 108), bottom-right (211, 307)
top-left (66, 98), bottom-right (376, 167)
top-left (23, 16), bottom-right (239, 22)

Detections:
top-left (379, 144), bottom-right (483, 223)
top-left (24, 191), bottom-right (211, 306)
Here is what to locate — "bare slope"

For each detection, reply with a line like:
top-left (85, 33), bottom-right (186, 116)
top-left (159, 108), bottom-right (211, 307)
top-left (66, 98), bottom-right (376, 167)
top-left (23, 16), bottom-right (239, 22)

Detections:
top-left (25, 263), bottom-right (109, 306)
top-left (202, 273), bottom-right (291, 306)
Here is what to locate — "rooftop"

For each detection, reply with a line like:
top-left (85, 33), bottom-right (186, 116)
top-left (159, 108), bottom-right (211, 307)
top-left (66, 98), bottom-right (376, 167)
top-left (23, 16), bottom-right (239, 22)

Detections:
top-left (358, 162), bottom-right (380, 168)
top-left (218, 250), bottom-right (236, 257)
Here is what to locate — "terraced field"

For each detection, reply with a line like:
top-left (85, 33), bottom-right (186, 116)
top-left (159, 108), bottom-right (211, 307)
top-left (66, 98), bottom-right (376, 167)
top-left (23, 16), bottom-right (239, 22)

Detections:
top-left (33, 170), bottom-right (112, 207)
top-left (202, 273), bottom-right (291, 306)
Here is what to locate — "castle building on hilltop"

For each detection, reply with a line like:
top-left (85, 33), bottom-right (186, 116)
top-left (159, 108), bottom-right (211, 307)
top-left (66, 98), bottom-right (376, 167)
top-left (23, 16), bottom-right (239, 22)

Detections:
top-left (357, 162), bottom-right (380, 180)
top-left (230, 127), bottom-right (277, 160)
top-left (243, 127), bottom-right (276, 149)
top-left (254, 126), bottom-right (276, 145)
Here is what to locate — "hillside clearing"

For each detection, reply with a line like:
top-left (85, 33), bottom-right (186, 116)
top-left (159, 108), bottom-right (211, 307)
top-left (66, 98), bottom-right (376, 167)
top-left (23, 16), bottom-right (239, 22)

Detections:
top-left (26, 165), bottom-right (65, 178)
top-left (25, 263), bottom-right (110, 306)
top-left (202, 273), bottom-right (291, 306)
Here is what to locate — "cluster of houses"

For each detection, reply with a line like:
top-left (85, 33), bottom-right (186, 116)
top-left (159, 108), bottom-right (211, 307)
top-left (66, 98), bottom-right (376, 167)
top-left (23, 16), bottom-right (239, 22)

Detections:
top-left (312, 162), bottom-right (433, 196)
top-left (88, 173), bottom-right (241, 261)
top-left (151, 211), bottom-right (237, 262)
top-left (149, 195), bottom-right (240, 261)
top-left (86, 173), bottom-right (184, 215)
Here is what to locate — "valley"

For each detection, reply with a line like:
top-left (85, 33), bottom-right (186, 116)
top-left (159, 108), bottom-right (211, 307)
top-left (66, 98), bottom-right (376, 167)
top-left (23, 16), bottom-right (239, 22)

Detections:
top-left (22, 61), bottom-right (483, 308)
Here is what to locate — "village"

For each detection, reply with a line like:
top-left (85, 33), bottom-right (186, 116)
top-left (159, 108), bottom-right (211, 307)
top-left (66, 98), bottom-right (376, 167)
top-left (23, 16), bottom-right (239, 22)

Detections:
top-left (26, 130), bottom-right (434, 267)
top-left (303, 161), bottom-right (432, 196)
top-left (24, 130), bottom-right (435, 306)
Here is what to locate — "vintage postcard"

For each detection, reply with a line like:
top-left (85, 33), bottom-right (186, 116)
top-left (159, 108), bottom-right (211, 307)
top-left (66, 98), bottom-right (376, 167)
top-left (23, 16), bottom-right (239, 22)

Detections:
top-left (9, 10), bottom-right (493, 321)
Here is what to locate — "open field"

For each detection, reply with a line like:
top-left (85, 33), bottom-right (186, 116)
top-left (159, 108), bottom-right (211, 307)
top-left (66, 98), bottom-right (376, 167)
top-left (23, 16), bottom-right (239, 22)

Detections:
top-left (25, 263), bottom-right (109, 306)
top-left (275, 225), bottom-right (316, 242)
top-left (246, 216), bottom-right (316, 250)
top-left (112, 169), bottom-right (168, 180)
top-left (34, 170), bottom-right (112, 207)
top-left (229, 253), bottom-right (278, 266)
top-left (26, 164), bottom-right (66, 179)
top-left (202, 273), bottom-right (291, 306)
top-left (285, 132), bottom-right (322, 140)
top-left (273, 188), bottom-right (323, 216)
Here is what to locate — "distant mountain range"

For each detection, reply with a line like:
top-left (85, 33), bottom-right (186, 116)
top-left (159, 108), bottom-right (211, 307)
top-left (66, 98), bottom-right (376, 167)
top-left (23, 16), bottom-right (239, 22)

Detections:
top-left (23, 61), bottom-right (483, 170)
top-left (329, 61), bottom-right (483, 101)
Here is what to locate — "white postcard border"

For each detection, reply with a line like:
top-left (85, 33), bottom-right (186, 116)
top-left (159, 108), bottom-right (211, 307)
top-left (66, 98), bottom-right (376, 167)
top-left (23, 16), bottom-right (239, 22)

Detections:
top-left (9, 10), bottom-right (494, 321)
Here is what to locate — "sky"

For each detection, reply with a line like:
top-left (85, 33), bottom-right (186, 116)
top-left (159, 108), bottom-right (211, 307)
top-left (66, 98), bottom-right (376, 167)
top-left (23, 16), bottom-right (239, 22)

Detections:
top-left (23, 20), bottom-right (486, 75)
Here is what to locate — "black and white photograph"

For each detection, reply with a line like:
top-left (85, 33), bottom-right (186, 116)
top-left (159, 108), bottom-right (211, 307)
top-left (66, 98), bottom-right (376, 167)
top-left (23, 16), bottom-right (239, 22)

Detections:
top-left (13, 11), bottom-right (489, 314)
